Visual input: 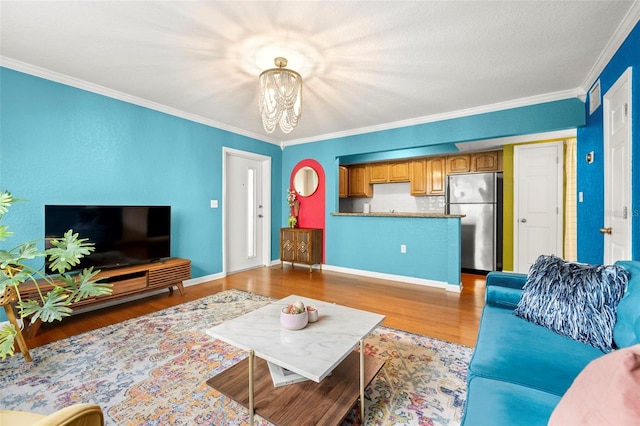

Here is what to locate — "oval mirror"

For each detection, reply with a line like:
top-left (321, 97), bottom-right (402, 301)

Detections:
top-left (293, 166), bottom-right (319, 197)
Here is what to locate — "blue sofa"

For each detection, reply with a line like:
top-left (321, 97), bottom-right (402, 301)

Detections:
top-left (461, 260), bottom-right (640, 425)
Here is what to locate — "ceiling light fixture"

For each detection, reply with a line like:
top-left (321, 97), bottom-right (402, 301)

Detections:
top-left (259, 57), bottom-right (302, 134)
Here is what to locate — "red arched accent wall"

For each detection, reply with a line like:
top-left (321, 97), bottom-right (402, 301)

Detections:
top-left (290, 159), bottom-right (326, 263)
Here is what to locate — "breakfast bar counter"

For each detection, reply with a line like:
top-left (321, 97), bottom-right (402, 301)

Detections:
top-left (331, 212), bottom-right (464, 218)
top-left (327, 212), bottom-right (462, 290)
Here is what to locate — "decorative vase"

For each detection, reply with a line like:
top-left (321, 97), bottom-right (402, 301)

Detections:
top-left (288, 216), bottom-right (297, 228)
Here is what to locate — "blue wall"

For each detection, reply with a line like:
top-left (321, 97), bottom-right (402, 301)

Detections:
top-left (2, 20), bottom-right (636, 284)
top-left (331, 215), bottom-right (462, 285)
top-left (577, 21), bottom-right (639, 263)
top-left (0, 68), bottom-right (282, 278)
top-left (283, 99), bottom-right (585, 284)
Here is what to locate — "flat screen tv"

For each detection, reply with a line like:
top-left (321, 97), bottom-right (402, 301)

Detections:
top-left (45, 205), bottom-right (171, 273)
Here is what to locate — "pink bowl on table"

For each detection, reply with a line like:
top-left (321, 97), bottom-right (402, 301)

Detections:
top-left (280, 311), bottom-right (309, 330)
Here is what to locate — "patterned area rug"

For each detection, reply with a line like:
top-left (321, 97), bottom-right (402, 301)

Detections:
top-left (0, 289), bottom-right (473, 425)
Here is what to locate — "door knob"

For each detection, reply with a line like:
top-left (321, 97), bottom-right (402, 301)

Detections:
top-left (520, 218), bottom-right (527, 223)
top-left (600, 227), bottom-right (612, 235)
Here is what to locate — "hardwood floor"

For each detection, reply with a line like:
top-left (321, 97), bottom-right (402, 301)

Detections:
top-left (26, 265), bottom-right (486, 349)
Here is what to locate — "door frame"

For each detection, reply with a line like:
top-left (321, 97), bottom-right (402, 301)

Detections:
top-left (222, 147), bottom-right (272, 274)
top-left (513, 141), bottom-right (564, 272)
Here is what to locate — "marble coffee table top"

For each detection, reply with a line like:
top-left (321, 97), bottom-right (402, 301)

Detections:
top-left (206, 295), bottom-right (385, 382)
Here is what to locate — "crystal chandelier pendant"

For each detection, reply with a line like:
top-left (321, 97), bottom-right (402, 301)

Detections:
top-left (259, 57), bottom-right (303, 134)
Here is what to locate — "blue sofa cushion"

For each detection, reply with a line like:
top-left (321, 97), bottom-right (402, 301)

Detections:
top-left (513, 255), bottom-right (629, 352)
top-left (613, 260), bottom-right (640, 347)
top-left (462, 377), bottom-right (560, 426)
top-left (485, 271), bottom-right (527, 309)
top-left (468, 305), bottom-right (604, 396)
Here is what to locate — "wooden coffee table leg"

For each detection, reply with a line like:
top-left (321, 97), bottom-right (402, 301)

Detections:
top-left (249, 349), bottom-right (255, 426)
top-left (360, 339), bottom-right (365, 422)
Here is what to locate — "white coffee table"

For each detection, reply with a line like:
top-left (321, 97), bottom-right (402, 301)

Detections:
top-left (206, 295), bottom-right (385, 425)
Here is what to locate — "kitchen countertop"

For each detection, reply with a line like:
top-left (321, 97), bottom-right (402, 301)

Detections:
top-left (331, 212), bottom-right (465, 218)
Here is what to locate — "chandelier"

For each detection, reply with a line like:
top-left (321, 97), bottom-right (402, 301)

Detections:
top-left (259, 57), bottom-right (302, 134)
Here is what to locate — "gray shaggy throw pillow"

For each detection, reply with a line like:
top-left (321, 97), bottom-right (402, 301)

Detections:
top-left (514, 255), bottom-right (629, 352)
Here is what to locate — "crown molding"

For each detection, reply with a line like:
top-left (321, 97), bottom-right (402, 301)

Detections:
top-left (0, 56), bottom-right (586, 149)
top-left (0, 56), bottom-right (280, 146)
top-left (454, 129), bottom-right (577, 152)
top-left (283, 88), bottom-right (584, 147)
top-left (581, 1), bottom-right (640, 92)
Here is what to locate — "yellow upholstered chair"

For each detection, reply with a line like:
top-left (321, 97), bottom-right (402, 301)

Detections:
top-left (0, 403), bottom-right (104, 426)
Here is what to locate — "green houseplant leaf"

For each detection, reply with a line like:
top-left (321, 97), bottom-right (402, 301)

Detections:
top-left (0, 322), bottom-right (17, 360)
top-left (0, 190), bottom-right (112, 361)
top-left (46, 230), bottom-right (94, 274)
top-left (57, 268), bottom-right (112, 302)
top-left (19, 288), bottom-right (73, 323)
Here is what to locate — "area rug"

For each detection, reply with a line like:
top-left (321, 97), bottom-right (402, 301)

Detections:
top-left (0, 289), bottom-right (473, 425)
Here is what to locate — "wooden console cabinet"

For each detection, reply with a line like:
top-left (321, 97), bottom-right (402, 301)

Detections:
top-left (280, 228), bottom-right (323, 272)
top-left (21, 257), bottom-right (191, 337)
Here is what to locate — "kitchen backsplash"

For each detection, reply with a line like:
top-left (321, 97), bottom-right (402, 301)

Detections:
top-left (339, 182), bottom-right (445, 213)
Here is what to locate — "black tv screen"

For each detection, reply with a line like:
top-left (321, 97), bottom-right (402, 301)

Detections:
top-left (45, 205), bottom-right (171, 273)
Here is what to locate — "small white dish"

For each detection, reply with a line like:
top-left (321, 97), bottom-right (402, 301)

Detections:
top-left (307, 307), bottom-right (319, 322)
top-left (280, 311), bottom-right (308, 330)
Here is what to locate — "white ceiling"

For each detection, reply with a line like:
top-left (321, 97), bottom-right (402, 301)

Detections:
top-left (1, 1), bottom-right (638, 147)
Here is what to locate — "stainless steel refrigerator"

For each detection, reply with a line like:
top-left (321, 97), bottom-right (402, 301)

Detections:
top-left (446, 172), bottom-right (503, 272)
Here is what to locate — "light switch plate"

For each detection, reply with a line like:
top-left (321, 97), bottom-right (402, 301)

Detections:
top-left (210, 200), bottom-right (219, 208)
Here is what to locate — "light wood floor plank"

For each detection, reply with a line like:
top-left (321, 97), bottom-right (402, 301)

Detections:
top-left (26, 266), bottom-right (485, 348)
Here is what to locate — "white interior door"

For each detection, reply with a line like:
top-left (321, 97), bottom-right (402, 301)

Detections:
top-left (603, 67), bottom-right (632, 263)
top-left (224, 148), bottom-right (271, 273)
top-left (514, 141), bottom-right (563, 273)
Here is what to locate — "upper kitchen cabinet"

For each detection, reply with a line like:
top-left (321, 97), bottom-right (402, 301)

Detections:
top-left (410, 158), bottom-right (445, 196)
top-left (389, 162), bottom-right (410, 182)
top-left (338, 166), bottom-right (349, 198)
top-left (471, 151), bottom-right (502, 172)
top-left (369, 161), bottom-right (410, 183)
top-left (369, 163), bottom-right (389, 183)
top-left (447, 151), bottom-right (503, 174)
top-left (446, 154), bottom-right (471, 174)
top-left (347, 164), bottom-right (373, 197)
top-left (427, 157), bottom-right (446, 195)
top-left (410, 159), bottom-right (427, 195)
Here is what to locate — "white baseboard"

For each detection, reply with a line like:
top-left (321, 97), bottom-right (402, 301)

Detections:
top-left (187, 261), bottom-right (463, 293)
top-left (320, 264), bottom-right (462, 293)
top-left (184, 272), bottom-right (226, 287)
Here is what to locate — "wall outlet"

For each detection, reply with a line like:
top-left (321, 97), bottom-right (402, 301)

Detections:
top-left (400, 244), bottom-right (407, 253)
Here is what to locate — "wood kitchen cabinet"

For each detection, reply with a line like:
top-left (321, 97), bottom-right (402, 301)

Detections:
top-left (427, 156), bottom-right (446, 195)
top-left (410, 157), bottom-right (445, 195)
top-left (389, 161), bottom-right (410, 181)
top-left (447, 151), bottom-right (503, 174)
top-left (369, 161), bottom-right (410, 183)
top-left (446, 154), bottom-right (472, 174)
top-left (280, 228), bottom-right (323, 272)
top-left (342, 150), bottom-right (502, 199)
top-left (338, 166), bottom-right (349, 198)
top-left (471, 151), bottom-right (502, 172)
top-left (347, 164), bottom-right (373, 197)
top-left (410, 159), bottom-right (427, 195)
top-left (369, 163), bottom-right (389, 183)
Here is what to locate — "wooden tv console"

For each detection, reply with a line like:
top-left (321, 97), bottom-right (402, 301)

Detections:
top-left (20, 257), bottom-right (191, 338)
